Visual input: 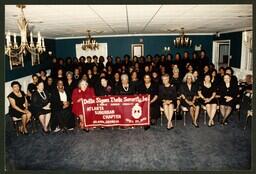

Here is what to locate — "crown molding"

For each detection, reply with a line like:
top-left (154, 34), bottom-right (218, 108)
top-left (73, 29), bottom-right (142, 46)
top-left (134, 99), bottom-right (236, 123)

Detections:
top-left (55, 32), bottom-right (215, 40)
top-left (218, 27), bottom-right (252, 34)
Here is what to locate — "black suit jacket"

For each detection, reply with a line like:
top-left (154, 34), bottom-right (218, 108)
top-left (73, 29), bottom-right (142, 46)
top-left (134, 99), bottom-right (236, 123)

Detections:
top-left (51, 88), bottom-right (72, 112)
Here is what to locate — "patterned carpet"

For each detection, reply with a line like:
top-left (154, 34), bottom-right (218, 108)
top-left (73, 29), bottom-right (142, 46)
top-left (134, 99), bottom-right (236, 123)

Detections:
top-left (5, 108), bottom-right (251, 171)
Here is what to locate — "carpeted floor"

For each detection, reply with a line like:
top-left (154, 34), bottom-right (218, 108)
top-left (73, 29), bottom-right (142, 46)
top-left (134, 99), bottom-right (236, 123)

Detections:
top-left (5, 107), bottom-right (251, 171)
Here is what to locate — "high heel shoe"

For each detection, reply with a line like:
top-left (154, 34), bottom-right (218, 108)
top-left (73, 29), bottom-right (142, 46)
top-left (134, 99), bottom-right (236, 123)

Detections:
top-left (192, 122), bottom-right (199, 128)
top-left (166, 126), bottom-right (174, 130)
top-left (83, 128), bottom-right (89, 132)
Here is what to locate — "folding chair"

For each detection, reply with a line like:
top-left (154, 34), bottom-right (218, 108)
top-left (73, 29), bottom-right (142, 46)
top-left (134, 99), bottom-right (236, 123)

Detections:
top-left (180, 105), bottom-right (189, 126)
top-left (160, 107), bottom-right (177, 127)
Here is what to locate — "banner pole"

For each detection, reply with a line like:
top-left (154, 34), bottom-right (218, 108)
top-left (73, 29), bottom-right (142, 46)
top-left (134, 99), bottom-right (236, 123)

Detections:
top-left (81, 99), bottom-right (86, 128)
top-left (148, 94), bottom-right (150, 125)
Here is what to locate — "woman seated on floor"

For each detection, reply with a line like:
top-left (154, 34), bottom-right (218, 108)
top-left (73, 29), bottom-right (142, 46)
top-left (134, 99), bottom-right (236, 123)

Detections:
top-left (72, 79), bottom-right (95, 131)
top-left (158, 74), bottom-right (177, 130)
top-left (198, 74), bottom-right (217, 127)
top-left (179, 73), bottom-right (200, 128)
top-left (8, 81), bottom-right (32, 134)
top-left (31, 80), bottom-right (52, 134)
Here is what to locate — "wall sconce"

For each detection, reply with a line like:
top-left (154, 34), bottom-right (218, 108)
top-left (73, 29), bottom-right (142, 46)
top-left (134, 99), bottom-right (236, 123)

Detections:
top-left (164, 46), bottom-right (170, 51)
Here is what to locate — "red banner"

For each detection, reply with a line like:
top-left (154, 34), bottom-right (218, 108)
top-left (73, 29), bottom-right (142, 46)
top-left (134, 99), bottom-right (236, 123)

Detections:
top-left (81, 95), bottom-right (150, 128)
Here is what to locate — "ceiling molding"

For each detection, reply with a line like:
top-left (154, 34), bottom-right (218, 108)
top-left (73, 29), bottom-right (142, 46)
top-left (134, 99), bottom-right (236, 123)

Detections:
top-left (55, 32), bottom-right (215, 40)
top-left (218, 27), bottom-right (253, 34)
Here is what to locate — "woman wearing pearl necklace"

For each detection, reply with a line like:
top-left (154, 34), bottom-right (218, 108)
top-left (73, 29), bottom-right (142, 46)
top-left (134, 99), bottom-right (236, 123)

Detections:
top-left (116, 74), bottom-right (136, 95)
top-left (31, 80), bottom-right (51, 134)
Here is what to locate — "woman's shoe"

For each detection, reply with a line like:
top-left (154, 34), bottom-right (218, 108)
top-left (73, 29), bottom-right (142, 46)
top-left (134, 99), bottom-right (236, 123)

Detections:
top-left (83, 128), bottom-right (89, 132)
top-left (192, 122), bottom-right (199, 128)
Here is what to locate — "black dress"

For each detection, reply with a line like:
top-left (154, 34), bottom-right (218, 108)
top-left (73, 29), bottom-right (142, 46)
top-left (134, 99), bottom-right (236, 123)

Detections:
top-left (158, 84), bottom-right (177, 107)
top-left (138, 83), bottom-right (160, 120)
top-left (171, 77), bottom-right (182, 97)
top-left (130, 80), bottom-right (142, 94)
top-left (219, 83), bottom-right (237, 107)
top-left (7, 91), bottom-right (26, 118)
top-left (97, 85), bottom-right (113, 96)
top-left (31, 90), bottom-right (51, 118)
top-left (179, 83), bottom-right (199, 107)
top-left (27, 83), bottom-right (37, 95)
top-left (64, 80), bottom-right (77, 96)
top-left (198, 83), bottom-right (217, 105)
top-left (116, 84), bottom-right (136, 95)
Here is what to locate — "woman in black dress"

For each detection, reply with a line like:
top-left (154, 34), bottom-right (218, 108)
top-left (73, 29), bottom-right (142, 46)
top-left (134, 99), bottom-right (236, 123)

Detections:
top-left (31, 80), bottom-right (51, 133)
top-left (198, 74), bottom-right (217, 127)
top-left (219, 74), bottom-right (238, 125)
top-left (64, 71), bottom-right (77, 95)
top-left (138, 74), bottom-right (160, 126)
top-left (130, 71), bottom-right (141, 94)
top-left (159, 74), bottom-right (177, 130)
top-left (97, 77), bottom-right (112, 96)
top-left (39, 69), bottom-right (47, 85)
top-left (45, 76), bottom-right (55, 97)
top-left (8, 81), bottom-right (32, 134)
top-left (180, 73), bottom-right (200, 127)
top-left (112, 72), bottom-right (121, 95)
top-left (115, 74), bottom-right (136, 95)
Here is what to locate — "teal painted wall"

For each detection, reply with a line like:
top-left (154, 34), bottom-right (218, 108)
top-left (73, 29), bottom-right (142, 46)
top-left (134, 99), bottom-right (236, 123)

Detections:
top-left (5, 37), bottom-right (56, 82)
top-left (5, 32), bottom-right (243, 82)
top-left (55, 35), bottom-right (214, 61)
top-left (213, 31), bottom-right (242, 68)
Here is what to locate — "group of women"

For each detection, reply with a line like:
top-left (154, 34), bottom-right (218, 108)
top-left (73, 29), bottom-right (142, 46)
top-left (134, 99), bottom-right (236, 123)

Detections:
top-left (7, 50), bottom-right (249, 134)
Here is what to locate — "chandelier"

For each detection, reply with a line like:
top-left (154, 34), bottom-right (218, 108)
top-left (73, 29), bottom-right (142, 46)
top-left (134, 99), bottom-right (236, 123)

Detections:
top-left (81, 30), bottom-right (99, 50)
top-left (5, 5), bottom-right (46, 57)
top-left (173, 28), bottom-right (192, 48)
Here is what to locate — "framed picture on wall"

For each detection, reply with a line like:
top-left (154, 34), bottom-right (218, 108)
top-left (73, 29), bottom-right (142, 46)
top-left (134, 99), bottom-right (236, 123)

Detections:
top-left (194, 44), bottom-right (202, 51)
top-left (131, 44), bottom-right (144, 58)
top-left (31, 53), bottom-right (40, 66)
top-left (9, 54), bottom-right (24, 70)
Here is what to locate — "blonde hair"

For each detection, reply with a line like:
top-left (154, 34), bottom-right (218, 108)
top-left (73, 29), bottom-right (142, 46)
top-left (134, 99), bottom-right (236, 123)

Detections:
top-left (183, 72), bottom-right (195, 83)
top-left (121, 74), bottom-right (129, 81)
top-left (173, 67), bottom-right (179, 73)
top-left (78, 79), bottom-right (88, 88)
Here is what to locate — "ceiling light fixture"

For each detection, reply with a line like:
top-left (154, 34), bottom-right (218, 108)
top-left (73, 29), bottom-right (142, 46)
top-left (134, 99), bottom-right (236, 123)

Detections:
top-left (5, 5), bottom-right (46, 57)
top-left (173, 28), bottom-right (192, 48)
top-left (81, 30), bottom-right (99, 50)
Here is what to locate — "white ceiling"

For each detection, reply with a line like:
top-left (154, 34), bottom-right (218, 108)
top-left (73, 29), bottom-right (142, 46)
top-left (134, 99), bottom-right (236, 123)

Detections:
top-left (5, 5), bottom-right (253, 39)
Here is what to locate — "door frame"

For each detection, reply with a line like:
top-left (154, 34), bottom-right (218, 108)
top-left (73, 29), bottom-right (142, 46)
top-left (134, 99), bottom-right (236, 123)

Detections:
top-left (212, 39), bottom-right (231, 70)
